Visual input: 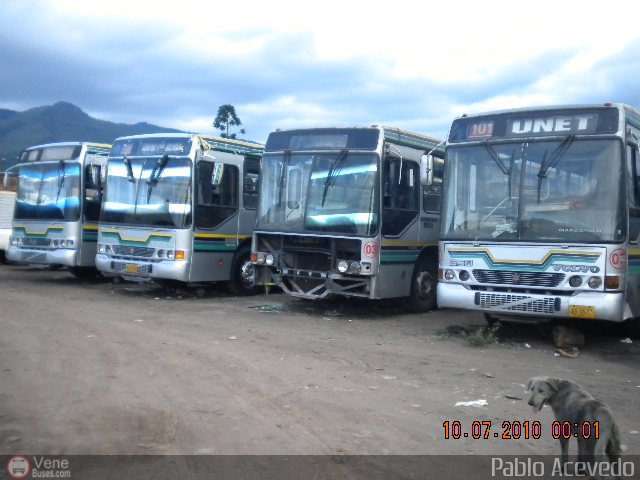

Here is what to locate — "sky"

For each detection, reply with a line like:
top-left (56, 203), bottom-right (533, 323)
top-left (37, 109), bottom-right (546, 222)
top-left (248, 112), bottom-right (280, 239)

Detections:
top-left (1, 0), bottom-right (639, 143)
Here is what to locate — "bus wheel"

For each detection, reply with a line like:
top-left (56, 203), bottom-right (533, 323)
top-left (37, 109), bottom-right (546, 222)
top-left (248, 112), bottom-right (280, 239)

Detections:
top-left (484, 313), bottom-right (499, 326)
top-left (69, 267), bottom-right (101, 280)
top-left (227, 247), bottom-right (258, 296)
top-left (406, 256), bottom-right (437, 313)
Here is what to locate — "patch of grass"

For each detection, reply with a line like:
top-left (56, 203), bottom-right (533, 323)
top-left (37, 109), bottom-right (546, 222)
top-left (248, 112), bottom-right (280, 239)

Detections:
top-left (466, 325), bottom-right (501, 347)
top-left (438, 324), bottom-right (502, 347)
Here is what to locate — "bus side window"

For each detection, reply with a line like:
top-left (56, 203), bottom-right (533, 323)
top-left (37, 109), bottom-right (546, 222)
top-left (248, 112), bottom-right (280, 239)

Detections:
top-left (423, 156), bottom-right (444, 213)
top-left (196, 162), bottom-right (239, 229)
top-left (243, 157), bottom-right (260, 209)
top-left (382, 157), bottom-right (419, 236)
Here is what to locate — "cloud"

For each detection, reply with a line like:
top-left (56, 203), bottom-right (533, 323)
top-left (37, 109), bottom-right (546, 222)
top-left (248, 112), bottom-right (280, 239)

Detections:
top-left (1, 0), bottom-right (639, 143)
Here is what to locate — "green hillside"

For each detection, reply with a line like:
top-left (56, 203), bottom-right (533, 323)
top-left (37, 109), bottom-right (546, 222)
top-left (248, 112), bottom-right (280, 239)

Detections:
top-left (0, 101), bottom-right (184, 171)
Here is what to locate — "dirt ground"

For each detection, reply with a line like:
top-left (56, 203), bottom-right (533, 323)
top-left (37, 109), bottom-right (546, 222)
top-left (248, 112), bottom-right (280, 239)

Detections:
top-left (0, 263), bottom-right (639, 456)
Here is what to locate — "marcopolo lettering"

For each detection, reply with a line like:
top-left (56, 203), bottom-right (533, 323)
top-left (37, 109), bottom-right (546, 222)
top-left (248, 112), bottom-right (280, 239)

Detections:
top-left (508, 115), bottom-right (596, 136)
top-left (552, 264), bottom-right (600, 273)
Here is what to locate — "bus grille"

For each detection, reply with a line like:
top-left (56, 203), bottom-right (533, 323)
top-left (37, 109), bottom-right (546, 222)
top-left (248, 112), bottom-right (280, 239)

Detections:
top-left (472, 269), bottom-right (564, 287)
top-left (113, 262), bottom-right (152, 275)
top-left (478, 293), bottom-right (558, 314)
top-left (112, 245), bottom-right (155, 258)
top-left (283, 252), bottom-right (331, 272)
top-left (21, 251), bottom-right (47, 263)
top-left (21, 238), bottom-right (52, 247)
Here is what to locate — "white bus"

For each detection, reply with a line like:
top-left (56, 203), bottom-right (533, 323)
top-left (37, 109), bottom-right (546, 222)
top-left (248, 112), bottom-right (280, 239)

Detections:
top-left (438, 103), bottom-right (640, 330)
top-left (7, 142), bottom-right (111, 277)
top-left (252, 126), bottom-right (445, 311)
top-left (96, 133), bottom-right (264, 294)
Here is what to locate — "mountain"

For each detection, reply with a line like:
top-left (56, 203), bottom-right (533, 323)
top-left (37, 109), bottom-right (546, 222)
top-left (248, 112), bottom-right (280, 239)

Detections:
top-left (0, 101), bottom-right (184, 170)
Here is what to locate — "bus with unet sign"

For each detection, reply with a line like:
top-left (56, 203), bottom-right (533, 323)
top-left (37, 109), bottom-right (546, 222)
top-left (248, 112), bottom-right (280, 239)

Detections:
top-left (7, 142), bottom-right (110, 278)
top-left (251, 126), bottom-right (445, 312)
top-left (96, 133), bottom-right (264, 294)
top-left (438, 103), bottom-right (640, 328)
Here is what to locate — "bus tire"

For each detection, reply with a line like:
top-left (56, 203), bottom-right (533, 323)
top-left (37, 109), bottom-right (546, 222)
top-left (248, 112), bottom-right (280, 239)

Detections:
top-left (227, 247), bottom-right (258, 296)
top-left (69, 266), bottom-right (101, 280)
top-left (406, 255), bottom-right (437, 313)
top-left (484, 313), bottom-right (499, 326)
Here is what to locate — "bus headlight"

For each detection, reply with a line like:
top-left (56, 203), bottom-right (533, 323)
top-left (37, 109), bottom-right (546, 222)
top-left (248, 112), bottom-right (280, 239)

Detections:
top-left (157, 249), bottom-right (165, 258)
top-left (98, 244), bottom-right (106, 254)
top-left (265, 254), bottom-right (275, 266)
top-left (349, 261), bottom-right (362, 274)
top-left (588, 277), bottom-right (602, 289)
top-left (255, 253), bottom-right (266, 265)
top-left (458, 270), bottom-right (470, 281)
top-left (337, 260), bottom-right (349, 273)
top-left (167, 250), bottom-right (175, 259)
top-left (53, 239), bottom-right (60, 247)
top-left (444, 269), bottom-right (455, 281)
top-left (569, 276), bottom-right (582, 288)
top-left (105, 244), bottom-right (113, 254)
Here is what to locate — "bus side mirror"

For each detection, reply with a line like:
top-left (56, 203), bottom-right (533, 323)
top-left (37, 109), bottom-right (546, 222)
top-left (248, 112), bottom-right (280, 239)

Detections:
top-left (2, 166), bottom-right (19, 192)
top-left (420, 154), bottom-right (434, 186)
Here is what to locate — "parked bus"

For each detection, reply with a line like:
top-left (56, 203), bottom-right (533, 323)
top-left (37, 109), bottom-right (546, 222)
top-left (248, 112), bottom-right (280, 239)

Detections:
top-left (0, 166), bottom-right (18, 262)
top-left (438, 103), bottom-right (640, 328)
top-left (96, 133), bottom-right (264, 294)
top-left (7, 142), bottom-right (111, 277)
top-left (251, 126), bottom-right (445, 311)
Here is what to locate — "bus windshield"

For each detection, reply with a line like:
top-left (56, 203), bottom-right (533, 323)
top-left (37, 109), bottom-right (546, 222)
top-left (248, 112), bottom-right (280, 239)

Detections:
top-left (257, 153), bottom-right (379, 236)
top-left (14, 162), bottom-right (81, 221)
top-left (442, 139), bottom-right (624, 243)
top-left (100, 156), bottom-right (192, 228)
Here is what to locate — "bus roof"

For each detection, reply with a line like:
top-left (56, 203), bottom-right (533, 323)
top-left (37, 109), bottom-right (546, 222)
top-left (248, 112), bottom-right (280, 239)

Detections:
top-left (24, 141), bottom-right (111, 150)
top-left (112, 133), bottom-right (264, 156)
top-left (265, 126), bottom-right (444, 154)
top-left (454, 103), bottom-right (639, 119)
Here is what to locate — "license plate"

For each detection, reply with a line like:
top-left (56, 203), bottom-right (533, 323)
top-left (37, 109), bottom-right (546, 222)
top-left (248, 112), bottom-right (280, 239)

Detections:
top-left (125, 263), bottom-right (138, 274)
top-left (569, 305), bottom-right (596, 319)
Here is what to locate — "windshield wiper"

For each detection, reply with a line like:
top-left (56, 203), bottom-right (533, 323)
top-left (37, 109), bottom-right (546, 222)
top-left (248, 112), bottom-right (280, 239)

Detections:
top-left (276, 150), bottom-right (291, 209)
top-left (55, 160), bottom-right (66, 206)
top-left (146, 154), bottom-right (170, 202)
top-left (321, 148), bottom-right (348, 207)
top-left (124, 155), bottom-right (134, 182)
top-left (536, 134), bottom-right (575, 202)
top-left (483, 140), bottom-right (510, 176)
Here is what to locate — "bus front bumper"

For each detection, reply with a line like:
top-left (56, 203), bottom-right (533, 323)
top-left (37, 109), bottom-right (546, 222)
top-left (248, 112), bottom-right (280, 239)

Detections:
top-left (96, 254), bottom-right (190, 282)
top-left (437, 283), bottom-right (625, 322)
top-left (7, 246), bottom-right (78, 267)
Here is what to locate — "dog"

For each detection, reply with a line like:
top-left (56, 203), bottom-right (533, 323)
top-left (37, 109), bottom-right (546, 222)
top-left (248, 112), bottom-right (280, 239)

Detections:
top-left (526, 377), bottom-right (622, 468)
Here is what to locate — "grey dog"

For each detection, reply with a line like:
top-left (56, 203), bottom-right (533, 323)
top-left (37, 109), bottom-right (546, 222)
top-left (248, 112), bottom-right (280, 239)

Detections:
top-left (526, 377), bottom-right (622, 466)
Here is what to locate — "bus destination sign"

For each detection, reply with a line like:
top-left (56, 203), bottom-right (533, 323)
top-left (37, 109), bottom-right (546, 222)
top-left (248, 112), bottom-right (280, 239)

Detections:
top-left (450, 107), bottom-right (619, 143)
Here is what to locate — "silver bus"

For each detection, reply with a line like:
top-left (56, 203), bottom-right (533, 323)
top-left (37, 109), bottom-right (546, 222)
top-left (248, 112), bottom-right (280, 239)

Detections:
top-left (96, 133), bottom-right (264, 294)
top-left (438, 103), bottom-right (640, 329)
top-left (252, 126), bottom-right (445, 311)
top-left (7, 142), bottom-right (111, 277)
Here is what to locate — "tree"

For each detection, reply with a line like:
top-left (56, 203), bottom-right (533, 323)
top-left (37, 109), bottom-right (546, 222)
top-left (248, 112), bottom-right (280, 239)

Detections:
top-left (213, 104), bottom-right (246, 139)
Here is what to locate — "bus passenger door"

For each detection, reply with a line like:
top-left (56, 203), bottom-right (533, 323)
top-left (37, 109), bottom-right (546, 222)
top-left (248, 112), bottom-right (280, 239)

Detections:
top-left (194, 160), bottom-right (239, 282)
top-left (420, 156), bottom-right (444, 243)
